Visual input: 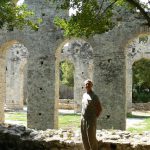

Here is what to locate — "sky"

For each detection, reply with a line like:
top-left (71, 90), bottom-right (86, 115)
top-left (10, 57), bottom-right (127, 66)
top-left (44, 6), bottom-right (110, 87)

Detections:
top-left (17, 0), bottom-right (24, 6)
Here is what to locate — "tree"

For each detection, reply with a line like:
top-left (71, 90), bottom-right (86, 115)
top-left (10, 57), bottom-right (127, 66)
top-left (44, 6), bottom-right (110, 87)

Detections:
top-left (60, 60), bottom-right (74, 87)
top-left (133, 58), bottom-right (150, 89)
top-left (50, 0), bottom-right (150, 37)
top-left (0, 0), bottom-right (40, 30)
top-left (132, 58), bottom-right (150, 103)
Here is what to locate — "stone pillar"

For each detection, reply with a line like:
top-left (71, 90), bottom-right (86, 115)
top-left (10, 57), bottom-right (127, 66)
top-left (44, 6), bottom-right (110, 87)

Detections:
top-left (27, 52), bottom-right (58, 130)
top-left (91, 29), bottom-right (128, 130)
top-left (21, 0), bottom-right (60, 130)
top-left (0, 56), bottom-right (5, 123)
top-left (126, 63), bottom-right (133, 113)
top-left (74, 59), bottom-right (93, 112)
top-left (94, 52), bottom-right (126, 130)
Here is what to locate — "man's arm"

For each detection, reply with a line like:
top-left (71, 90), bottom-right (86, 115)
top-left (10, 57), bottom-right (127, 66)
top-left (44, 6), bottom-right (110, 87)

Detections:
top-left (95, 97), bottom-right (102, 118)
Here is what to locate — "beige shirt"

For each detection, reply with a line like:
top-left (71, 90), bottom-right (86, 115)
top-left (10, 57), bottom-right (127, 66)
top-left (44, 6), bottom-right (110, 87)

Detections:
top-left (81, 91), bottom-right (100, 119)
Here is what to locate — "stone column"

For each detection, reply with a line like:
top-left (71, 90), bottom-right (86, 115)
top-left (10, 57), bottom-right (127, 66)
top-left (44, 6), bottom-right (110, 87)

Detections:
top-left (18, 0), bottom-right (60, 130)
top-left (0, 56), bottom-right (5, 123)
top-left (126, 62), bottom-right (133, 113)
top-left (74, 59), bottom-right (93, 112)
top-left (27, 52), bottom-right (58, 130)
top-left (91, 29), bottom-right (127, 130)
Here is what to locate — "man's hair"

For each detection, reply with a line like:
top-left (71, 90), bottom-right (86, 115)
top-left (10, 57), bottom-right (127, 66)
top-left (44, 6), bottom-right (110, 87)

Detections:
top-left (84, 79), bottom-right (93, 85)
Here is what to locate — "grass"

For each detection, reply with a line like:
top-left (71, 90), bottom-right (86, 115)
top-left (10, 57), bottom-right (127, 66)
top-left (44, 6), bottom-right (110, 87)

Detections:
top-left (127, 113), bottom-right (150, 133)
top-left (5, 111), bottom-right (150, 133)
top-left (59, 114), bottom-right (81, 130)
top-left (127, 118), bottom-right (150, 133)
top-left (5, 112), bottom-right (27, 121)
top-left (5, 112), bottom-right (81, 130)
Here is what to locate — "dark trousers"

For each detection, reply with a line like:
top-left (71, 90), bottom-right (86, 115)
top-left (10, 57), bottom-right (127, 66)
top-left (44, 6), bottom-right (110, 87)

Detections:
top-left (81, 117), bottom-right (98, 150)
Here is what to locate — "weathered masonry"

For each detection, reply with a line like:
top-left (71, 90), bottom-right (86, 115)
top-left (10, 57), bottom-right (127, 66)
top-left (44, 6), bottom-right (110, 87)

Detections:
top-left (0, 0), bottom-right (150, 130)
top-left (60, 40), bottom-right (93, 112)
top-left (6, 43), bottom-right (28, 110)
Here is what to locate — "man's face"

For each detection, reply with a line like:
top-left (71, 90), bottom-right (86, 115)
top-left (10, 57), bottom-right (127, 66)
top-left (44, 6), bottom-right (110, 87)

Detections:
top-left (85, 81), bottom-right (93, 92)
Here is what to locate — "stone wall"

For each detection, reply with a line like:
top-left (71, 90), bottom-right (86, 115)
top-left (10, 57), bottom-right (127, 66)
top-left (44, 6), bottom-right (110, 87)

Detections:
top-left (0, 0), bottom-right (61, 130)
top-left (0, 0), bottom-right (150, 131)
top-left (91, 22), bottom-right (150, 130)
top-left (0, 124), bottom-right (150, 150)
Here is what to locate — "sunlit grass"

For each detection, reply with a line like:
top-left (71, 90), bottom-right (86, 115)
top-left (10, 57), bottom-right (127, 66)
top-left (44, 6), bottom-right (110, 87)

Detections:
top-left (5, 112), bottom-right (81, 130)
top-left (59, 114), bottom-right (81, 130)
top-left (5, 111), bottom-right (150, 133)
top-left (127, 119), bottom-right (150, 133)
top-left (5, 112), bottom-right (27, 121)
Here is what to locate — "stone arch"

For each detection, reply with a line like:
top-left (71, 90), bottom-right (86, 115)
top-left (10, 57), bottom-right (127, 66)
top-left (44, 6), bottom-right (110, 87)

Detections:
top-left (0, 40), bottom-right (28, 123)
top-left (125, 34), bottom-right (150, 113)
top-left (0, 0), bottom-right (149, 131)
top-left (89, 24), bottom-right (150, 130)
top-left (5, 43), bottom-right (28, 110)
top-left (55, 38), bottom-right (94, 113)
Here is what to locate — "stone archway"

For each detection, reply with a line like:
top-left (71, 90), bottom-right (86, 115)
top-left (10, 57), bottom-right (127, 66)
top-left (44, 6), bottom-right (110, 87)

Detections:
top-left (0, 40), bottom-right (19, 123)
top-left (57, 39), bottom-right (94, 113)
top-left (126, 34), bottom-right (150, 113)
top-left (0, 0), bottom-right (149, 131)
top-left (55, 39), bottom-right (94, 116)
top-left (5, 43), bottom-right (28, 110)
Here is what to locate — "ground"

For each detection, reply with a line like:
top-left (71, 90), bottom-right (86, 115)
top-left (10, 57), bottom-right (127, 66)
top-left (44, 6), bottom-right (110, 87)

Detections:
top-left (4, 108), bottom-right (150, 133)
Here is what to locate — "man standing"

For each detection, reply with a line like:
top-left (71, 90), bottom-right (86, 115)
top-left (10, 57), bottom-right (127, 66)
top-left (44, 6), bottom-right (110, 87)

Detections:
top-left (81, 79), bottom-right (102, 150)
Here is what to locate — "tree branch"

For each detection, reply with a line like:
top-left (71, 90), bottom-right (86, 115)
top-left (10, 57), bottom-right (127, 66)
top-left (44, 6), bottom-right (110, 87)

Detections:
top-left (101, 0), bottom-right (117, 16)
top-left (125, 0), bottom-right (150, 26)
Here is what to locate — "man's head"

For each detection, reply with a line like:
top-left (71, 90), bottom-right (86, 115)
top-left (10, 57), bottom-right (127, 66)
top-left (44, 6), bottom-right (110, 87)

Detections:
top-left (84, 79), bottom-right (93, 92)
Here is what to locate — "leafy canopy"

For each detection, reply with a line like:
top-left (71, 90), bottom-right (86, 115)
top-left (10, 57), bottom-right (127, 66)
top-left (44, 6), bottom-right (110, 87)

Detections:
top-left (0, 0), bottom-right (40, 30)
top-left (132, 58), bottom-right (150, 103)
top-left (133, 58), bottom-right (150, 88)
top-left (50, 0), bottom-right (150, 38)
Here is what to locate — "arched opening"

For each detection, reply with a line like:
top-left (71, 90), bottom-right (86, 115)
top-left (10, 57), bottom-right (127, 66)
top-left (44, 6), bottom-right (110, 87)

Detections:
top-left (126, 34), bottom-right (150, 113)
top-left (0, 41), bottom-right (28, 126)
top-left (55, 39), bottom-right (94, 129)
top-left (5, 43), bottom-right (28, 110)
top-left (132, 58), bottom-right (150, 105)
top-left (59, 60), bottom-right (75, 110)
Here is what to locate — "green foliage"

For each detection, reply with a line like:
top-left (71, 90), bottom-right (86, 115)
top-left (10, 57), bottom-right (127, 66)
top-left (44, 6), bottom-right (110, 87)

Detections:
top-left (0, 0), bottom-right (41, 30)
top-left (60, 60), bottom-right (74, 87)
top-left (59, 114), bottom-right (80, 129)
top-left (133, 92), bottom-right (150, 103)
top-left (50, 0), bottom-right (150, 37)
top-left (53, 0), bottom-right (115, 37)
top-left (132, 58), bottom-right (150, 103)
top-left (133, 58), bottom-right (150, 88)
